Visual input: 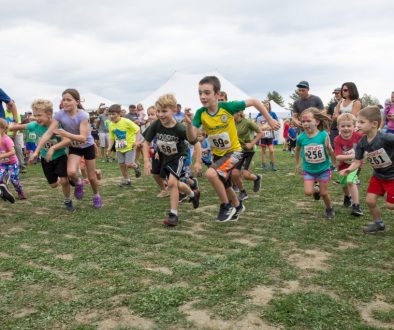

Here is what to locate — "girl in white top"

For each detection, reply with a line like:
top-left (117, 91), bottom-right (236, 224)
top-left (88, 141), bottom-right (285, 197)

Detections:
top-left (333, 82), bottom-right (362, 119)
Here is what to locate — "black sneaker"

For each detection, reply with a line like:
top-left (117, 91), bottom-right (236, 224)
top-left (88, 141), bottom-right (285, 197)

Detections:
top-left (64, 200), bottom-right (76, 212)
top-left (190, 178), bottom-right (199, 190)
top-left (134, 165), bottom-right (141, 178)
top-left (217, 203), bottom-right (236, 222)
top-left (189, 189), bottom-right (200, 209)
top-left (68, 177), bottom-right (76, 187)
top-left (363, 222), bottom-right (385, 234)
top-left (0, 183), bottom-right (15, 203)
top-left (253, 175), bottom-right (262, 192)
top-left (313, 184), bottom-right (321, 200)
top-left (230, 202), bottom-right (245, 221)
top-left (351, 204), bottom-right (363, 216)
top-left (343, 195), bottom-right (352, 208)
top-left (326, 207), bottom-right (335, 220)
top-left (238, 190), bottom-right (249, 201)
top-left (163, 212), bottom-right (179, 226)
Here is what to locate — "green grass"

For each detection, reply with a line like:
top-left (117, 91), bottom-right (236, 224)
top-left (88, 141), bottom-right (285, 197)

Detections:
top-left (0, 147), bottom-right (393, 329)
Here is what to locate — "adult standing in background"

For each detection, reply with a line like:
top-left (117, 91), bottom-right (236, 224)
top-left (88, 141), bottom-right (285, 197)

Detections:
top-left (327, 87), bottom-right (342, 146)
top-left (383, 92), bottom-right (394, 134)
top-left (292, 81), bottom-right (324, 127)
top-left (333, 82), bottom-right (362, 119)
top-left (173, 104), bottom-right (185, 123)
top-left (0, 88), bottom-right (17, 120)
top-left (95, 106), bottom-right (110, 162)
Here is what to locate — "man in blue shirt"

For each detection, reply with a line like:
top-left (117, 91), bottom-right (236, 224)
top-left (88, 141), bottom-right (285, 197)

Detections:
top-left (0, 88), bottom-right (18, 120)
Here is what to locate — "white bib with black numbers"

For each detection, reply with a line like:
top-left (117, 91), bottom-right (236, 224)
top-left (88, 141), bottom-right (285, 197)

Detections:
top-left (71, 140), bottom-right (82, 148)
top-left (43, 138), bottom-right (58, 151)
top-left (366, 148), bottom-right (392, 169)
top-left (157, 140), bottom-right (178, 156)
top-left (208, 132), bottom-right (231, 150)
top-left (263, 130), bottom-right (274, 138)
top-left (343, 149), bottom-right (355, 165)
top-left (28, 132), bottom-right (37, 140)
top-left (115, 139), bottom-right (127, 149)
top-left (304, 144), bottom-right (326, 164)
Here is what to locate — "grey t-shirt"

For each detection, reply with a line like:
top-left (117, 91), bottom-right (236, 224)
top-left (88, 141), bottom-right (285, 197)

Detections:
top-left (98, 113), bottom-right (109, 133)
top-left (293, 95), bottom-right (324, 115)
top-left (355, 131), bottom-right (394, 180)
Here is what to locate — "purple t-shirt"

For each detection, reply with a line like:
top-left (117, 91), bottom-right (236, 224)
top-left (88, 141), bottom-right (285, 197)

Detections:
top-left (0, 134), bottom-right (18, 165)
top-left (54, 110), bottom-right (94, 148)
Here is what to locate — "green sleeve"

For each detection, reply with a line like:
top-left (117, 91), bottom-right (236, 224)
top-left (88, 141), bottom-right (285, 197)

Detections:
top-left (192, 108), bottom-right (204, 128)
top-left (109, 123), bottom-right (115, 140)
top-left (177, 123), bottom-right (187, 140)
top-left (220, 101), bottom-right (246, 115)
top-left (248, 120), bottom-right (260, 133)
top-left (26, 121), bottom-right (36, 132)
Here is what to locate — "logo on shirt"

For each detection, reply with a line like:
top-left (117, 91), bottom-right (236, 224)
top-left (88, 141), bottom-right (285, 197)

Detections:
top-left (221, 115), bottom-right (228, 123)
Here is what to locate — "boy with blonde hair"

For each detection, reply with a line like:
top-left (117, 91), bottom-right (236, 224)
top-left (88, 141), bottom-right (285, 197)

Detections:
top-left (340, 106), bottom-right (394, 233)
top-left (334, 113), bottom-right (363, 216)
top-left (143, 94), bottom-right (201, 226)
top-left (107, 104), bottom-right (141, 187)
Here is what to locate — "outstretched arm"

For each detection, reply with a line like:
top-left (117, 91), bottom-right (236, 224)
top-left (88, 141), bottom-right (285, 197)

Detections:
top-left (245, 99), bottom-right (280, 130)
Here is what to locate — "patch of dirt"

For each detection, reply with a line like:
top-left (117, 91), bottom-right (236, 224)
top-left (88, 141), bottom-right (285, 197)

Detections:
top-left (7, 227), bottom-right (25, 234)
top-left (280, 280), bottom-right (300, 294)
top-left (0, 252), bottom-right (10, 258)
top-left (98, 224), bottom-right (121, 230)
top-left (248, 286), bottom-right (274, 305)
top-left (55, 254), bottom-right (74, 261)
top-left (19, 244), bottom-right (33, 250)
top-left (37, 231), bottom-right (49, 235)
top-left (0, 271), bottom-right (13, 281)
top-left (108, 294), bottom-right (130, 305)
top-left (145, 266), bottom-right (172, 275)
top-left (175, 259), bottom-right (200, 267)
top-left (360, 299), bottom-right (394, 329)
top-left (232, 237), bottom-right (258, 247)
top-left (334, 241), bottom-right (358, 250)
top-left (287, 249), bottom-right (331, 271)
top-left (233, 312), bottom-right (279, 330)
top-left (12, 308), bottom-right (37, 319)
top-left (96, 307), bottom-right (154, 330)
top-left (75, 311), bottom-right (100, 323)
top-left (49, 287), bottom-right (75, 300)
top-left (63, 234), bottom-right (79, 239)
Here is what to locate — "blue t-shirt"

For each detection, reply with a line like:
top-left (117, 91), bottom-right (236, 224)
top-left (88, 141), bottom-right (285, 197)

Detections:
top-left (201, 138), bottom-right (212, 164)
top-left (288, 127), bottom-right (298, 139)
top-left (256, 111), bottom-right (278, 121)
top-left (0, 89), bottom-right (12, 119)
top-left (173, 112), bottom-right (185, 123)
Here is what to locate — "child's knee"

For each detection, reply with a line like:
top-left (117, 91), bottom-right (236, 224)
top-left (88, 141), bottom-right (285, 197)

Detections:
top-left (386, 202), bottom-right (394, 210)
top-left (304, 189), bottom-right (313, 196)
top-left (205, 168), bottom-right (217, 180)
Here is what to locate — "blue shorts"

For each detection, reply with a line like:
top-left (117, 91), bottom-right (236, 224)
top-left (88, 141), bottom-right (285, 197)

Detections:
top-left (26, 142), bottom-right (37, 152)
top-left (302, 169), bottom-right (332, 183)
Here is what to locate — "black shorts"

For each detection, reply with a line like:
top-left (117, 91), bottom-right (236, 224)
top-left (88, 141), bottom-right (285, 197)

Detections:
top-left (289, 139), bottom-right (296, 149)
top-left (235, 151), bottom-right (255, 171)
top-left (260, 138), bottom-right (274, 146)
top-left (69, 144), bottom-right (96, 160)
top-left (160, 156), bottom-right (186, 180)
top-left (91, 131), bottom-right (99, 141)
top-left (41, 154), bottom-right (68, 184)
top-left (151, 156), bottom-right (161, 175)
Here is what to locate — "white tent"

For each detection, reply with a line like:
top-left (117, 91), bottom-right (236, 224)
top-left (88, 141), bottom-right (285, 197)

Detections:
top-left (140, 71), bottom-right (252, 112)
top-left (246, 100), bottom-right (291, 120)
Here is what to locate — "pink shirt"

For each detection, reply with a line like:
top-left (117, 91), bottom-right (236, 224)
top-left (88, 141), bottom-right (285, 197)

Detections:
top-left (0, 134), bottom-right (18, 165)
top-left (386, 105), bottom-right (394, 130)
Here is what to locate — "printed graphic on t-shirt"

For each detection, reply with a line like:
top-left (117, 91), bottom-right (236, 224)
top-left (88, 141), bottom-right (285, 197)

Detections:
top-left (208, 132), bottom-right (231, 150)
top-left (366, 148), bottom-right (392, 169)
top-left (43, 138), bottom-right (58, 151)
top-left (342, 148), bottom-right (355, 164)
top-left (305, 144), bottom-right (326, 163)
top-left (263, 130), bottom-right (274, 138)
top-left (28, 132), bottom-right (37, 140)
top-left (157, 140), bottom-right (178, 156)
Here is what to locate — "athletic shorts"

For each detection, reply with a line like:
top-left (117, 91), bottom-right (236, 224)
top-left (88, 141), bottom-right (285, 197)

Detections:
top-left (367, 175), bottom-right (394, 204)
top-left (69, 144), bottom-right (96, 160)
top-left (302, 169), bottom-right (332, 183)
top-left (151, 156), bottom-right (161, 175)
top-left (26, 142), bottom-right (37, 152)
top-left (339, 169), bottom-right (358, 188)
top-left (212, 151), bottom-right (242, 188)
top-left (98, 132), bottom-right (109, 148)
top-left (91, 131), bottom-right (99, 141)
top-left (116, 150), bottom-right (135, 164)
top-left (235, 151), bottom-right (255, 171)
top-left (41, 154), bottom-right (68, 184)
top-left (160, 156), bottom-right (186, 180)
top-left (259, 138), bottom-right (274, 146)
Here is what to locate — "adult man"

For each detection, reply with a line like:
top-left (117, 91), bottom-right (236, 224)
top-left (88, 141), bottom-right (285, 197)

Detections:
top-left (327, 87), bottom-right (342, 146)
top-left (0, 88), bottom-right (17, 120)
top-left (125, 104), bottom-right (139, 123)
top-left (173, 103), bottom-right (185, 123)
top-left (292, 81), bottom-right (324, 127)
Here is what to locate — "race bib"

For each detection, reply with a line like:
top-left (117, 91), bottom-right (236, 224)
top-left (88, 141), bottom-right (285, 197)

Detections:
top-left (28, 132), bottom-right (37, 140)
top-left (208, 132), bottom-right (231, 150)
top-left (366, 148), bottom-right (392, 169)
top-left (71, 140), bottom-right (82, 148)
top-left (115, 139), bottom-right (128, 149)
top-left (304, 144), bottom-right (326, 163)
top-left (43, 139), bottom-right (58, 151)
top-left (157, 140), bottom-right (178, 156)
top-left (343, 149), bottom-right (355, 165)
top-left (263, 130), bottom-right (274, 138)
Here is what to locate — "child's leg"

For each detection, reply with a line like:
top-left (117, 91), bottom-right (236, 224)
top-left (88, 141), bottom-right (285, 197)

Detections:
top-left (365, 193), bottom-right (381, 221)
top-left (303, 180), bottom-right (315, 196)
top-left (269, 144), bottom-right (275, 163)
top-left (178, 180), bottom-right (192, 195)
top-left (67, 154), bottom-right (82, 183)
top-left (59, 177), bottom-right (71, 199)
top-left (206, 167), bottom-right (228, 204)
top-left (9, 164), bottom-right (23, 192)
top-left (119, 163), bottom-right (129, 179)
top-left (154, 174), bottom-right (166, 191)
top-left (231, 168), bottom-right (245, 191)
top-left (261, 145), bottom-right (267, 164)
top-left (347, 183), bottom-right (360, 205)
top-left (242, 169), bottom-right (258, 181)
top-left (168, 174), bottom-right (180, 212)
top-left (319, 181), bottom-right (332, 208)
top-left (85, 158), bottom-right (100, 195)
top-left (226, 186), bottom-right (240, 208)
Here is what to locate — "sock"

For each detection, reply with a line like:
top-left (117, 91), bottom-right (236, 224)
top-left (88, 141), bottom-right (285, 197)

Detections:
top-left (241, 190), bottom-right (246, 193)
top-left (254, 175), bottom-right (259, 181)
top-left (189, 191), bottom-right (195, 198)
top-left (236, 202), bottom-right (243, 210)
top-left (64, 198), bottom-right (71, 203)
top-left (170, 209), bottom-right (178, 215)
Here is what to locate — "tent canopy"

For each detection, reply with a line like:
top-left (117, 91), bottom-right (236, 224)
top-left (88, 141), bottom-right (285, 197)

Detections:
top-left (246, 100), bottom-right (292, 120)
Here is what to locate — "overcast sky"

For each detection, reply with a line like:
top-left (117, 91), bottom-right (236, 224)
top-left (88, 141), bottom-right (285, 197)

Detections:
top-left (1, 0), bottom-right (393, 112)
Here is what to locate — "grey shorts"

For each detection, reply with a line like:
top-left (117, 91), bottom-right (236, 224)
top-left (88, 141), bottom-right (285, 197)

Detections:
top-left (116, 150), bottom-right (136, 164)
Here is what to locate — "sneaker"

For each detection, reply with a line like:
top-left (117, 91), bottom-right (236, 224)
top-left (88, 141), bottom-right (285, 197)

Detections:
top-left (163, 212), bottom-right (179, 226)
top-left (230, 202), bottom-right (245, 221)
top-left (253, 175), bottom-right (262, 192)
top-left (74, 181), bottom-right (84, 200)
top-left (238, 190), bottom-right (249, 201)
top-left (93, 195), bottom-right (103, 209)
top-left (18, 191), bottom-right (27, 200)
top-left (363, 222), bottom-right (385, 234)
top-left (20, 167), bottom-right (27, 174)
top-left (157, 190), bottom-right (169, 198)
top-left (190, 178), bottom-right (199, 190)
top-left (351, 204), bottom-right (363, 216)
top-left (270, 162), bottom-right (277, 171)
top-left (232, 184), bottom-right (240, 193)
top-left (261, 163), bottom-right (267, 170)
top-left (0, 183), bottom-right (15, 203)
top-left (64, 200), bottom-right (76, 212)
top-left (313, 184), bottom-right (321, 200)
top-left (134, 165), bottom-right (141, 178)
top-left (217, 203), bottom-right (236, 222)
top-left (119, 179), bottom-right (131, 187)
top-left (189, 189), bottom-right (200, 209)
top-left (343, 195), bottom-right (352, 208)
top-left (326, 207), bottom-right (335, 220)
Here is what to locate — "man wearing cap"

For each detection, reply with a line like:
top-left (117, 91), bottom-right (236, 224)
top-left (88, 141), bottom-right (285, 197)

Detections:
top-left (292, 81), bottom-right (324, 127)
top-left (327, 88), bottom-right (342, 146)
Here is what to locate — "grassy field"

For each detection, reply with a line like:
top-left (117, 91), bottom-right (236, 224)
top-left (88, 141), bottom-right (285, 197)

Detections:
top-left (0, 147), bottom-right (393, 330)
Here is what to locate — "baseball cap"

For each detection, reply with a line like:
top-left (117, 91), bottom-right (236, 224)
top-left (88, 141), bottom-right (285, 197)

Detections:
top-left (332, 88), bottom-right (341, 94)
top-left (296, 81), bottom-right (309, 89)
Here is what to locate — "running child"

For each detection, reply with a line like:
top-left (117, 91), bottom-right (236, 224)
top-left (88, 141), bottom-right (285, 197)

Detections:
top-left (185, 76), bottom-right (280, 222)
top-left (288, 121), bottom-right (298, 156)
top-left (142, 94), bottom-right (201, 226)
top-left (197, 130), bottom-right (212, 167)
top-left (10, 99), bottom-right (75, 211)
top-left (107, 104), bottom-right (141, 187)
top-left (232, 110), bottom-right (263, 201)
top-left (295, 107), bottom-right (336, 219)
top-left (0, 118), bottom-right (26, 200)
top-left (339, 106), bottom-right (394, 234)
top-left (334, 113), bottom-right (363, 216)
top-left (34, 89), bottom-right (102, 208)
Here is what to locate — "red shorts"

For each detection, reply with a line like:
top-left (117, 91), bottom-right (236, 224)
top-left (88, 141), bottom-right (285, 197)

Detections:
top-left (367, 175), bottom-right (394, 204)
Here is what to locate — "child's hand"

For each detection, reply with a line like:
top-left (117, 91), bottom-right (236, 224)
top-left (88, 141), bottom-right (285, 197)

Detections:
top-left (268, 119), bottom-right (280, 131)
top-left (53, 128), bottom-right (67, 137)
top-left (183, 111), bottom-right (193, 125)
top-left (28, 152), bottom-right (38, 165)
top-left (144, 162), bottom-right (152, 176)
top-left (294, 164), bottom-right (300, 175)
top-left (339, 169), bottom-right (349, 176)
top-left (193, 161), bottom-right (202, 177)
top-left (244, 142), bottom-right (254, 150)
top-left (106, 149), bottom-right (111, 157)
top-left (45, 148), bottom-right (54, 162)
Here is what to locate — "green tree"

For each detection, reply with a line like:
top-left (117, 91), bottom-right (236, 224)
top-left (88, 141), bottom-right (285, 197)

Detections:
top-left (360, 93), bottom-right (380, 107)
top-left (265, 91), bottom-right (285, 107)
top-left (288, 90), bottom-right (299, 110)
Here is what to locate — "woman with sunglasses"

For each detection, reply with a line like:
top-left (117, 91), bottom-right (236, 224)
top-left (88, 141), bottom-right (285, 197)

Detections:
top-left (333, 82), bottom-right (362, 119)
